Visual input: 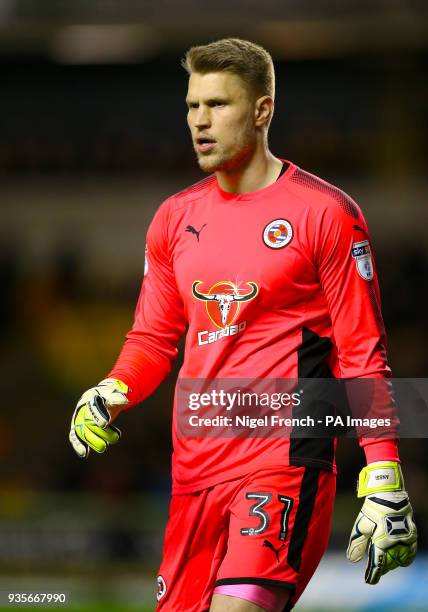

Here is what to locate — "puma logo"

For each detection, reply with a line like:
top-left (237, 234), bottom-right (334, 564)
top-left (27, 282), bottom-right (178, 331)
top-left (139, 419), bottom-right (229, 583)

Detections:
top-left (353, 224), bottom-right (367, 234)
top-left (186, 224), bottom-right (206, 242)
top-left (263, 539), bottom-right (286, 562)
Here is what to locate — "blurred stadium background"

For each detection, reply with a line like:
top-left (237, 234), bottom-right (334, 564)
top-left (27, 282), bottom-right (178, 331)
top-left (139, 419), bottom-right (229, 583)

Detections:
top-left (0, 0), bottom-right (427, 610)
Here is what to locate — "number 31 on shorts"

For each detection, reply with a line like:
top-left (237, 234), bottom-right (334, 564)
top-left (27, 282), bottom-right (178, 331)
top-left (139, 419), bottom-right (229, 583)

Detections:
top-left (240, 492), bottom-right (294, 541)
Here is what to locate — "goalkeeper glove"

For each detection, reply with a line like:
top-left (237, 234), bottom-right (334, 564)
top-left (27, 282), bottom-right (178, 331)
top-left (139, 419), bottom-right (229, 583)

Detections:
top-left (69, 378), bottom-right (129, 458)
top-left (347, 461), bottom-right (417, 584)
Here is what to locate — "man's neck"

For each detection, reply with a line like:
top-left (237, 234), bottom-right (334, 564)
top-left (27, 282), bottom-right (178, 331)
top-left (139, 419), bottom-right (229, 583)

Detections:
top-left (216, 149), bottom-right (283, 194)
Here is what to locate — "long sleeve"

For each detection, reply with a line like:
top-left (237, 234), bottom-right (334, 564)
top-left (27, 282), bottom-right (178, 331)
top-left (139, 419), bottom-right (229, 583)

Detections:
top-left (314, 196), bottom-right (399, 462)
top-left (109, 198), bottom-right (187, 407)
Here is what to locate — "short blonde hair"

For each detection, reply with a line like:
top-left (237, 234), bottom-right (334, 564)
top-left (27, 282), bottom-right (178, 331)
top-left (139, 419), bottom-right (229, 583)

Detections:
top-left (182, 38), bottom-right (275, 100)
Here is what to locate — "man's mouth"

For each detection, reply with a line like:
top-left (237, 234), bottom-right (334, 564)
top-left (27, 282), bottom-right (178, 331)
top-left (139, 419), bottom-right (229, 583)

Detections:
top-left (196, 136), bottom-right (216, 154)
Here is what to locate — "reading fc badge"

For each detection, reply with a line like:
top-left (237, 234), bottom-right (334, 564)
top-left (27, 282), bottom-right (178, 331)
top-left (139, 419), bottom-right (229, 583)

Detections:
top-left (263, 219), bottom-right (293, 249)
top-left (351, 240), bottom-right (374, 281)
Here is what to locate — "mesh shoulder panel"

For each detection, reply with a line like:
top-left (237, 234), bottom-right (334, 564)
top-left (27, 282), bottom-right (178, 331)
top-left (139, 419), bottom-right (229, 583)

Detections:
top-left (290, 168), bottom-right (359, 219)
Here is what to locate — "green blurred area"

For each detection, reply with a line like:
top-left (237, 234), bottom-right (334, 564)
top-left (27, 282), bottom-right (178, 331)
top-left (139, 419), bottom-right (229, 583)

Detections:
top-left (0, 608), bottom-right (153, 612)
top-left (0, 609), bottom-right (328, 612)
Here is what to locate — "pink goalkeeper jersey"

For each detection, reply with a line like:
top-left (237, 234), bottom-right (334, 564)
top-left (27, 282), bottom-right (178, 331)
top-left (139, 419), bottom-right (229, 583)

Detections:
top-left (110, 161), bottom-right (398, 494)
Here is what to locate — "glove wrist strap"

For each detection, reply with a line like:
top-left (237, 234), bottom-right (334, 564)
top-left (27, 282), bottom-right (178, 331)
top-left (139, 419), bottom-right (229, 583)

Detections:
top-left (357, 461), bottom-right (403, 498)
top-left (99, 378), bottom-right (129, 393)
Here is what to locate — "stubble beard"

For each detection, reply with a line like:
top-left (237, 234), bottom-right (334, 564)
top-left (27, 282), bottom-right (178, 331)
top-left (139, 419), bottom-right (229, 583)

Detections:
top-left (196, 149), bottom-right (230, 173)
top-left (195, 143), bottom-right (255, 174)
top-left (194, 122), bottom-right (256, 174)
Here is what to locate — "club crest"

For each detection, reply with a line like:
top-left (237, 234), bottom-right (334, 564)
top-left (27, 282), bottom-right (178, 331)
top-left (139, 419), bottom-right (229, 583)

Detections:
top-left (263, 219), bottom-right (293, 249)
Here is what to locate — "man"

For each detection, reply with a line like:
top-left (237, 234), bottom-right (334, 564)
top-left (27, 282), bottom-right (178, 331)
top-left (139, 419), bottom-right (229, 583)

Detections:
top-left (69, 39), bottom-right (417, 611)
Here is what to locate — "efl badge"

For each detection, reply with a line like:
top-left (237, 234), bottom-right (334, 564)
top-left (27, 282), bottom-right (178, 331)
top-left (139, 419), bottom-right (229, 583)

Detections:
top-left (263, 219), bottom-right (293, 249)
top-left (144, 244), bottom-right (149, 276)
top-left (157, 575), bottom-right (167, 601)
top-left (351, 240), bottom-right (374, 281)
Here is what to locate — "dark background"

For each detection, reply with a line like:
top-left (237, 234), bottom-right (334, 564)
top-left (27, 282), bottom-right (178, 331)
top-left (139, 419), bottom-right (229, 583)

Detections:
top-left (0, 1), bottom-right (427, 610)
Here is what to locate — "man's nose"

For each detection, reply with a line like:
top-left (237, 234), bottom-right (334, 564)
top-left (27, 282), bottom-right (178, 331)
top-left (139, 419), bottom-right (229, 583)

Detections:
top-left (194, 106), bottom-right (211, 129)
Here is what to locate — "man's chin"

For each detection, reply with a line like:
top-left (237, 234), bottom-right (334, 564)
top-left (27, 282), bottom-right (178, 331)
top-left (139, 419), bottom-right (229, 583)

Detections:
top-left (197, 155), bottom-right (222, 173)
top-left (196, 148), bottom-right (253, 174)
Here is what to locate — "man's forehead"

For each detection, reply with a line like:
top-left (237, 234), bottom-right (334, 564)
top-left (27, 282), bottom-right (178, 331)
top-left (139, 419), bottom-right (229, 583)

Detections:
top-left (187, 71), bottom-right (247, 98)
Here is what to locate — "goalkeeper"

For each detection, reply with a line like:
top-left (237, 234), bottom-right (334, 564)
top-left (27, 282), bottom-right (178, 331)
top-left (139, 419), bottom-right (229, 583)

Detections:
top-left (69, 37), bottom-right (417, 612)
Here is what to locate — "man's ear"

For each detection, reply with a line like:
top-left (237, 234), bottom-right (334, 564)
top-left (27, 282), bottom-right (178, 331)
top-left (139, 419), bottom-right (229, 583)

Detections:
top-left (255, 96), bottom-right (274, 128)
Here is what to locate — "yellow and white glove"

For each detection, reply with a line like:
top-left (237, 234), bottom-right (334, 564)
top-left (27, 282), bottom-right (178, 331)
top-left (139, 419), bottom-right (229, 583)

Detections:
top-left (69, 378), bottom-right (129, 458)
top-left (347, 461), bottom-right (417, 584)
